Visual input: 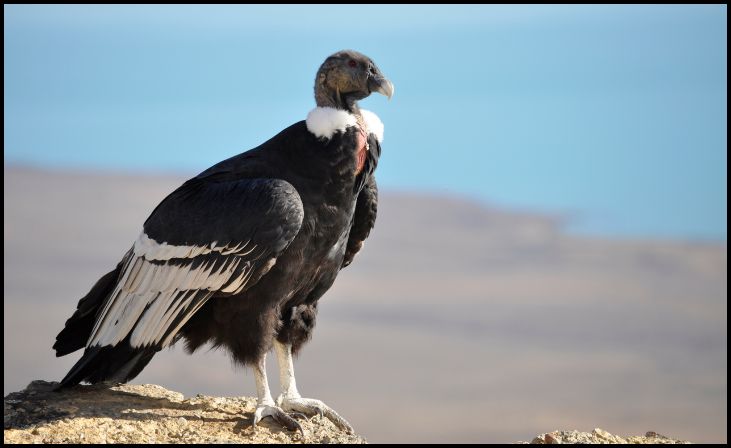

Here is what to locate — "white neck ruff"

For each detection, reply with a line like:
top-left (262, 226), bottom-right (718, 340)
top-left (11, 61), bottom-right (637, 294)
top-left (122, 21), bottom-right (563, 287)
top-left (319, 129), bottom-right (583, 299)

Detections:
top-left (306, 107), bottom-right (384, 143)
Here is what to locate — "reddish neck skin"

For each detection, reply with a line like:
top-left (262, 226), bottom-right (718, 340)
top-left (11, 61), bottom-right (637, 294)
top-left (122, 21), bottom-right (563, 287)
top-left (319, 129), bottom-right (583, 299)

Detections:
top-left (355, 126), bottom-right (368, 175)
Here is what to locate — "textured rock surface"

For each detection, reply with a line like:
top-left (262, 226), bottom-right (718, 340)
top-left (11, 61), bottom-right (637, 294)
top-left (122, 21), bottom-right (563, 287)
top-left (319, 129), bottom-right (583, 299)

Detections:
top-left (521, 428), bottom-right (691, 444)
top-left (4, 380), bottom-right (366, 444)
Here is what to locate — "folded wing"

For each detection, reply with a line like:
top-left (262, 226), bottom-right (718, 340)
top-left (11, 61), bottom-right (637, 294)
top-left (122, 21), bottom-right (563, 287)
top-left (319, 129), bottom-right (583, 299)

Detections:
top-left (87, 176), bottom-right (304, 351)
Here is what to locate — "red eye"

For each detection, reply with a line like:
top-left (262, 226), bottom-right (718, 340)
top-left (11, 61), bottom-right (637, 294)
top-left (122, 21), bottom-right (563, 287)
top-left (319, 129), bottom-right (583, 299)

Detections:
top-left (348, 59), bottom-right (357, 68)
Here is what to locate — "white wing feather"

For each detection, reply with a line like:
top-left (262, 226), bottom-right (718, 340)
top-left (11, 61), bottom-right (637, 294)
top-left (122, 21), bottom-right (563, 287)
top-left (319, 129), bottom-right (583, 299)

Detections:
top-left (87, 232), bottom-right (261, 349)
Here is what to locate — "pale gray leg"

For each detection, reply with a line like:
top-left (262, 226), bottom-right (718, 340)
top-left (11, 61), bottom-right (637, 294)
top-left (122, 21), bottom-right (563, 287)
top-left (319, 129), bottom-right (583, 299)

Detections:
top-left (274, 340), bottom-right (354, 434)
top-left (252, 352), bottom-right (302, 433)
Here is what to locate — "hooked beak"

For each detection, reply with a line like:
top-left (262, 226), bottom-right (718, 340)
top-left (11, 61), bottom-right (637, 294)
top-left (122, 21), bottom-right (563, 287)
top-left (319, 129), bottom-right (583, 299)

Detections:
top-left (368, 75), bottom-right (394, 100)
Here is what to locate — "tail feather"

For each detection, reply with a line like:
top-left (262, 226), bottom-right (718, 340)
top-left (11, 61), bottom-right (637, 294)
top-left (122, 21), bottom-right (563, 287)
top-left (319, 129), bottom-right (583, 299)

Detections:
top-left (56, 345), bottom-right (105, 389)
top-left (56, 337), bottom-right (157, 389)
top-left (53, 259), bottom-right (126, 357)
top-left (55, 252), bottom-right (160, 390)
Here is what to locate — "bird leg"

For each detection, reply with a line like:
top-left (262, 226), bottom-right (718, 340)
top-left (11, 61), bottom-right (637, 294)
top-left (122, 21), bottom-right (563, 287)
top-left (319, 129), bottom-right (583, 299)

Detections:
top-left (252, 352), bottom-right (302, 433)
top-left (274, 340), bottom-right (354, 434)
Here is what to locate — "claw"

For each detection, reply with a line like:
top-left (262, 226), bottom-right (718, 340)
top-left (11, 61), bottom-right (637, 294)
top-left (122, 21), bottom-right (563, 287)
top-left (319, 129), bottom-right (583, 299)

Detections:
top-left (253, 404), bottom-right (303, 433)
top-left (273, 411), bottom-right (303, 433)
top-left (322, 407), bottom-right (353, 434)
top-left (279, 397), bottom-right (353, 434)
top-left (313, 405), bottom-right (324, 419)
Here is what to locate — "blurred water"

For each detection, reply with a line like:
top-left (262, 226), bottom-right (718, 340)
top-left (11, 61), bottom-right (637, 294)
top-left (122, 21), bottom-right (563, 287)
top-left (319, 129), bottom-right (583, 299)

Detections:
top-left (4, 5), bottom-right (728, 239)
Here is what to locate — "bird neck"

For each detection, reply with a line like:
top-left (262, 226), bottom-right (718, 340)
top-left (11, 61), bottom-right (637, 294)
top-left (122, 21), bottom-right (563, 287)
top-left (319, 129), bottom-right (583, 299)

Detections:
top-left (315, 87), bottom-right (361, 115)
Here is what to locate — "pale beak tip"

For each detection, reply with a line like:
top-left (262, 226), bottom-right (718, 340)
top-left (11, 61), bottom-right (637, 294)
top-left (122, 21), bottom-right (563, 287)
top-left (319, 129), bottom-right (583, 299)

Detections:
top-left (380, 79), bottom-right (394, 100)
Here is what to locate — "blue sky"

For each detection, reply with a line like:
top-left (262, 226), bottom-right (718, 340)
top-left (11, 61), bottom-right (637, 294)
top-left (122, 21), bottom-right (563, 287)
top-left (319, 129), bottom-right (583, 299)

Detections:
top-left (4, 5), bottom-right (727, 240)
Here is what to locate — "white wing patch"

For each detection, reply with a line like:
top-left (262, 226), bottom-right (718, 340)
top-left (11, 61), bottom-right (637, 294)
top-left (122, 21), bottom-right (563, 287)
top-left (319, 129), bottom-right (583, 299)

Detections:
top-left (133, 232), bottom-right (257, 260)
top-left (87, 231), bottom-right (265, 349)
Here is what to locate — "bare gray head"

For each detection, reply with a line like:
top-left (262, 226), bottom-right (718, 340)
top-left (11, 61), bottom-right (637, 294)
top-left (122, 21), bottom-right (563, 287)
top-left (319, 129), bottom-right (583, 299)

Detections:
top-left (314, 50), bottom-right (394, 113)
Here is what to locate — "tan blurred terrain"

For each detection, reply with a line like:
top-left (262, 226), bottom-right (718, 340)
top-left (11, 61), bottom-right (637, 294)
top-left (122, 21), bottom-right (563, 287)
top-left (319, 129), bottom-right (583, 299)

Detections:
top-left (3, 166), bottom-right (727, 443)
top-left (4, 380), bottom-right (365, 444)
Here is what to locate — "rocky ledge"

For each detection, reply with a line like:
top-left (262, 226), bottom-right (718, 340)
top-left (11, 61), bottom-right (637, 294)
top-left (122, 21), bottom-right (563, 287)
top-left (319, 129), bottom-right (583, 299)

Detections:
top-left (4, 380), bottom-right (365, 444)
top-left (523, 428), bottom-right (691, 444)
top-left (4, 381), bottom-right (694, 444)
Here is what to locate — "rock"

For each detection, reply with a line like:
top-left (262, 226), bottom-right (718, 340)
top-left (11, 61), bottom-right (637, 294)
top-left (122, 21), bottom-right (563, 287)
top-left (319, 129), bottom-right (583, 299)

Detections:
top-left (522, 428), bottom-right (691, 444)
top-left (4, 380), bottom-right (366, 444)
top-left (591, 427), bottom-right (626, 443)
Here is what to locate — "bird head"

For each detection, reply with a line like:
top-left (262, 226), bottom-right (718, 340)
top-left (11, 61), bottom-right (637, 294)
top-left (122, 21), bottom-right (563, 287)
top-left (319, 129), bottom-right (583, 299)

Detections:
top-left (315, 50), bottom-right (394, 112)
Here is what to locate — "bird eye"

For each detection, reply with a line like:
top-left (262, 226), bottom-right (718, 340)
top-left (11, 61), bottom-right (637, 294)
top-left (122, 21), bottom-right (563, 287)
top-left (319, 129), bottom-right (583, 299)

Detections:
top-left (348, 59), bottom-right (357, 68)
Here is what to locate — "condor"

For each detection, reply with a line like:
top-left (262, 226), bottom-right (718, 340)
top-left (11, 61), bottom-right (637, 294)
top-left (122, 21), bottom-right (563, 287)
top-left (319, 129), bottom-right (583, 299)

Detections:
top-left (53, 50), bottom-right (393, 433)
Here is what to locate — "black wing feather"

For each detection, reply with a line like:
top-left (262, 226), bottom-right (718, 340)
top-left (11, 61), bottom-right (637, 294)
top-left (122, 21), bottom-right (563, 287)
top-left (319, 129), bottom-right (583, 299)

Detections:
top-left (342, 175), bottom-right (378, 268)
top-left (144, 176), bottom-right (303, 252)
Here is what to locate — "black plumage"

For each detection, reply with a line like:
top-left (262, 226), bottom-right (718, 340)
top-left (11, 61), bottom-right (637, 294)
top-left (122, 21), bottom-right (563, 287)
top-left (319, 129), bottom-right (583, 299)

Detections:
top-left (53, 50), bottom-right (392, 432)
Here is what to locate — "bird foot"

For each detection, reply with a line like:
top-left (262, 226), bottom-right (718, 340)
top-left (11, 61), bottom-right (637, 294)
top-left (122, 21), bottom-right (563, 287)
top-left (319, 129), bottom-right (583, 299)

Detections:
top-left (277, 396), bottom-right (354, 434)
top-left (253, 404), bottom-right (303, 433)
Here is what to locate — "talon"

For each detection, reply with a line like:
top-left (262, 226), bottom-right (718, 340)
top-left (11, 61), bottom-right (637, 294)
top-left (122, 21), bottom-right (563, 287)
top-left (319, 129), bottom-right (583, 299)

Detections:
top-left (323, 407), bottom-right (353, 434)
top-left (274, 412), bottom-right (303, 433)
top-left (253, 404), bottom-right (303, 433)
top-left (302, 403), bottom-right (324, 419)
top-left (279, 397), bottom-right (353, 433)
